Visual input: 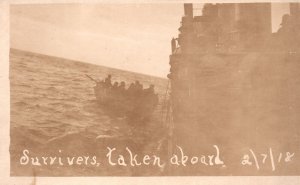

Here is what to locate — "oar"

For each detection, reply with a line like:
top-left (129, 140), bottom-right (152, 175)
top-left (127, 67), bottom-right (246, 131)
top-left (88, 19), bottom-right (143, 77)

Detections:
top-left (85, 74), bottom-right (99, 83)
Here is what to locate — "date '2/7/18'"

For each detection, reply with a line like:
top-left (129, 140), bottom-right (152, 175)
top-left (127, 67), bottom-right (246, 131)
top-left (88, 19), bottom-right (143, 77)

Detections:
top-left (241, 148), bottom-right (295, 171)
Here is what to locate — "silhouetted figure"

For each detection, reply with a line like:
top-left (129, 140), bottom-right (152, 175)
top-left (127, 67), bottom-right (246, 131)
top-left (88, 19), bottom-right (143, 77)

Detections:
top-left (132, 80), bottom-right (142, 96)
top-left (139, 83), bottom-right (144, 91)
top-left (104, 74), bottom-right (112, 88)
top-left (278, 14), bottom-right (292, 34)
top-left (274, 13), bottom-right (300, 52)
top-left (127, 82), bottom-right (135, 97)
top-left (128, 83), bottom-right (134, 91)
top-left (112, 82), bottom-right (119, 90)
top-left (144, 84), bottom-right (159, 108)
top-left (134, 80), bottom-right (140, 87)
top-left (171, 38), bottom-right (177, 53)
top-left (135, 80), bottom-right (143, 92)
top-left (109, 81), bottom-right (119, 102)
top-left (118, 81), bottom-right (126, 95)
top-left (144, 84), bottom-right (155, 95)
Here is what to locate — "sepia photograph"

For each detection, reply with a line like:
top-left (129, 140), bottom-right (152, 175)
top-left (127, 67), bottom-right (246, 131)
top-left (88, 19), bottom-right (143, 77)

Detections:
top-left (7, 1), bottom-right (300, 178)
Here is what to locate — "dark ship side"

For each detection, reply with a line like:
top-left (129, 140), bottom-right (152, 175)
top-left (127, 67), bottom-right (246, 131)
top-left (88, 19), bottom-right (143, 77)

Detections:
top-left (167, 3), bottom-right (300, 175)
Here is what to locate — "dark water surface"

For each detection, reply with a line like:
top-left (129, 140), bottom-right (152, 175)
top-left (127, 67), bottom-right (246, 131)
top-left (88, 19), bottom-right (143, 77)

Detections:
top-left (10, 49), bottom-right (169, 176)
top-left (10, 49), bottom-right (300, 176)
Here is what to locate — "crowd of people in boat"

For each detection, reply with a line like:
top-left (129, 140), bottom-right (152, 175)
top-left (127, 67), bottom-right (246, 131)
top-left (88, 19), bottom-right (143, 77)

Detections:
top-left (95, 74), bottom-right (159, 111)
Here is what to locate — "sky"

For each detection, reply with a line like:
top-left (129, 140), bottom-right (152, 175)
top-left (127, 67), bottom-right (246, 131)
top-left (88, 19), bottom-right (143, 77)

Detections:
top-left (10, 3), bottom-right (290, 77)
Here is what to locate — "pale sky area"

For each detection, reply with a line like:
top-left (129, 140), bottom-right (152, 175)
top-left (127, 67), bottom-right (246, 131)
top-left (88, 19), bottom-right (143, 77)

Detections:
top-left (10, 3), bottom-right (290, 77)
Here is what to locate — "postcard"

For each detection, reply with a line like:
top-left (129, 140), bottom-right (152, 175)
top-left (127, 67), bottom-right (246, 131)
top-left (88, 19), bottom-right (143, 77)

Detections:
top-left (1, 0), bottom-right (300, 184)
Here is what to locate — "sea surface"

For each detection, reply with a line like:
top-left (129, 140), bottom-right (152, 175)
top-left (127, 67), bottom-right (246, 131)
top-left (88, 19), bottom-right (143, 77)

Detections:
top-left (10, 49), bottom-right (169, 176)
top-left (10, 49), bottom-right (300, 176)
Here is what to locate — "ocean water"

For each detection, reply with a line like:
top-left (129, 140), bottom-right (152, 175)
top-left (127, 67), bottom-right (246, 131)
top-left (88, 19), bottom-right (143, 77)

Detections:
top-left (10, 49), bottom-right (300, 176)
top-left (10, 49), bottom-right (169, 176)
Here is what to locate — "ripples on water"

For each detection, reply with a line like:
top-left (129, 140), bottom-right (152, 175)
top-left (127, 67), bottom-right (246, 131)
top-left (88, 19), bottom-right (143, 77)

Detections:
top-left (10, 49), bottom-right (168, 176)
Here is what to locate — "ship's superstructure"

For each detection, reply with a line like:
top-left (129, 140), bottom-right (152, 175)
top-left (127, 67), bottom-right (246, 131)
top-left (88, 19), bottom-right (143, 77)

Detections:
top-left (169, 3), bottom-right (271, 124)
top-left (171, 3), bottom-right (272, 55)
top-left (167, 3), bottom-right (300, 161)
